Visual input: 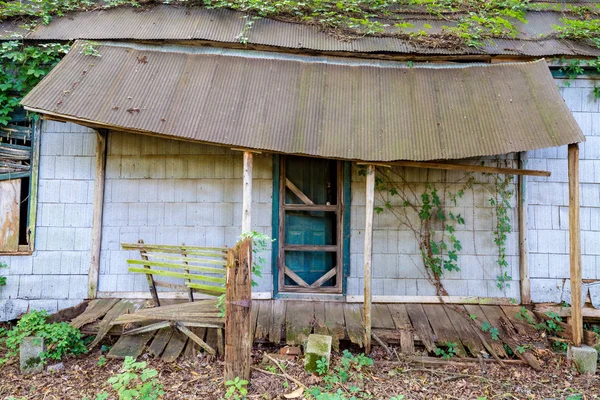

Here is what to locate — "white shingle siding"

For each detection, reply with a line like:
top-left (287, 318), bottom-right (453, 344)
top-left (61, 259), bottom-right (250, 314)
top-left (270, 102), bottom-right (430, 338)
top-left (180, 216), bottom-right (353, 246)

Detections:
top-left (0, 121), bottom-right (95, 320)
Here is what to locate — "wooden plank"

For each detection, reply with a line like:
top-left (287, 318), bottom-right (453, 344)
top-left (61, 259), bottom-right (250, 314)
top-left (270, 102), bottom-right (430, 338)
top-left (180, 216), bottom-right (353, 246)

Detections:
top-left (283, 204), bottom-right (336, 211)
top-left (284, 267), bottom-right (309, 288)
top-left (254, 300), bottom-right (272, 341)
top-left (285, 178), bottom-right (314, 205)
top-left (376, 160), bottom-right (551, 177)
top-left (128, 258), bottom-right (227, 270)
top-left (283, 245), bottom-right (338, 252)
top-left (242, 151), bottom-right (252, 233)
top-left (161, 329), bottom-right (188, 362)
top-left (405, 304), bottom-right (436, 353)
top-left (286, 301), bottom-right (314, 346)
top-left (443, 305), bottom-right (485, 358)
top-left (0, 179), bottom-right (21, 252)
top-left (128, 267), bottom-right (226, 284)
top-left (184, 327), bottom-right (206, 358)
top-left (324, 302), bottom-right (345, 351)
top-left (480, 305), bottom-right (541, 370)
top-left (313, 302), bottom-right (328, 336)
top-left (568, 143), bottom-right (583, 347)
top-left (464, 305), bottom-right (507, 358)
top-left (387, 304), bottom-right (414, 354)
top-left (121, 243), bottom-right (227, 253)
top-left (178, 322), bottom-right (216, 355)
top-left (518, 152), bottom-right (531, 304)
top-left (25, 120), bottom-right (41, 252)
top-left (343, 303), bottom-right (365, 348)
top-left (224, 239), bottom-right (252, 381)
top-left (147, 328), bottom-right (174, 357)
top-left (88, 130), bottom-right (107, 299)
top-left (204, 328), bottom-right (218, 354)
top-left (269, 300), bottom-right (286, 344)
top-left (70, 299), bottom-right (119, 329)
top-left (422, 305), bottom-right (468, 357)
top-left (500, 305), bottom-right (540, 337)
top-left (310, 268), bottom-right (337, 288)
top-left (88, 300), bottom-right (139, 349)
top-left (363, 164), bottom-right (375, 353)
top-left (372, 304), bottom-right (395, 330)
top-left (107, 331), bottom-right (155, 359)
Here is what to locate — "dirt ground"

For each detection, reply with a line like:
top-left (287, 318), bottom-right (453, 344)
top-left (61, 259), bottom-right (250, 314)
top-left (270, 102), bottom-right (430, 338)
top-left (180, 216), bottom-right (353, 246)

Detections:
top-left (0, 343), bottom-right (598, 400)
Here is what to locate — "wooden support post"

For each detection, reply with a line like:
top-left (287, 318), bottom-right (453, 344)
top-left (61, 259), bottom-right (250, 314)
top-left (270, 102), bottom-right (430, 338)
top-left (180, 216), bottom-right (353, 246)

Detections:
top-left (363, 164), bottom-right (375, 353)
top-left (224, 238), bottom-right (252, 382)
top-left (88, 130), bottom-right (107, 299)
top-left (568, 143), bottom-right (583, 347)
top-left (242, 151), bottom-right (253, 234)
top-left (518, 152), bottom-right (531, 304)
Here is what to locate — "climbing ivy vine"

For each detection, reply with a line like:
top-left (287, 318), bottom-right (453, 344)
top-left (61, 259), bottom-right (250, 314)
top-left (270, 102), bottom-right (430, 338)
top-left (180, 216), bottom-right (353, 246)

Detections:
top-left (487, 173), bottom-right (514, 290)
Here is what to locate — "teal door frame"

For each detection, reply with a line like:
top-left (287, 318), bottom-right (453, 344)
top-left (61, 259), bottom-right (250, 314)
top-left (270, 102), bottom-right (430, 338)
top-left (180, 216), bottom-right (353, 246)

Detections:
top-left (271, 155), bottom-right (351, 297)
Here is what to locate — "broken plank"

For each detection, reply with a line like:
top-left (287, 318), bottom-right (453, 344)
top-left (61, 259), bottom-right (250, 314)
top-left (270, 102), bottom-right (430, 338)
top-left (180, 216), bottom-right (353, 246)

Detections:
top-left (205, 328), bottom-right (218, 354)
top-left (177, 322), bottom-right (216, 355)
top-left (444, 305), bottom-right (485, 358)
top-left (148, 328), bottom-right (174, 357)
top-left (185, 327), bottom-right (206, 358)
top-left (324, 302), bottom-right (345, 351)
top-left (269, 300), bottom-right (286, 344)
top-left (464, 305), bottom-right (508, 358)
top-left (387, 303), bottom-right (414, 354)
top-left (88, 301), bottom-right (136, 349)
top-left (372, 304), bottom-right (395, 330)
top-left (71, 299), bottom-right (119, 329)
top-left (255, 300), bottom-right (272, 341)
top-left (161, 329), bottom-right (188, 362)
top-left (250, 301), bottom-right (259, 341)
top-left (500, 305), bottom-right (540, 337)
top-left (107, 331), bottom-right (155, 359)
top-left (480, 305), bottom-right (541, 370)
top-left (286, 301), bottom-right (314, 346)
top-left (405, 304), bottom-right (436, 353)
top-left (422, 304), bottom-right (468, 357)
top-left (343, 303), bottom-right (365, 348)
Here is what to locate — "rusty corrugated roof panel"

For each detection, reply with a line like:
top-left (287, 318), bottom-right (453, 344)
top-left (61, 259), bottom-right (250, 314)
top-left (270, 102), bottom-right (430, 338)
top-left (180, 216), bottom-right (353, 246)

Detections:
top-left (21, 42), bottom-right (585, 162)
top-left (22, 6), bottom-right (600, 57)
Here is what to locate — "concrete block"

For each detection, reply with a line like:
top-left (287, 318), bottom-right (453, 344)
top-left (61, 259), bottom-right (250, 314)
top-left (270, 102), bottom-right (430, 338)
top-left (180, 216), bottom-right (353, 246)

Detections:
top-left (166, 156), bottom-right (188, 178)
top-left (372, 254), bottom-right (397, 278)
top-left (529, 253), bottom-right (549, 278)
top-left (32, 251), bottom-right (62, 275)
top-left (467, 280), bottom-right (488, 297)
top-left (73, 228), bottom-right (92, 251)
top-left (120, 133), bottom-right (142, 156)
top-left (63, 134), bottom-right (84, 156)
top-left (155, 226), bottom-right (179, 245)
top-left (582, 136), bottom-right (600, 159)
top-left (69, 275), bottom-right (88, 299)
top-left (178, 226), bottom-right (206, 247)
top-left (128, 203), bottom-right (148, 226)
top-left (383, 279), bottom-right (406, 295)
top-left (38, 180), bottom-right (61, 203)
top-left (188, 156), bottom-right (216, 178)
top-left (0, 300), bottom-right (28, 321)
top-left (547, 254), bottom-right (569, 279)
top-left (138, 180), bottom-right (159, 202)
top-left (60, 251), bottom-right (83, 275)
top-left (579, 160), bottom-right (596, 184)
top-left (46, 227), bottom-right (76, 251)
top-left (40, 132), bottom-right (64, 156)
top-left (304, 334), bottom-right (332, 373)
top-left (57, 299), bottom-right (85, 311)
top-left (98, 274), bottom-right (118, 292)
top-left (583, 231), bottom-right (600, 256)
top-left (205, 227), bottom-right (225, 247)
top-left (439, 280), bottom-right (468, 296)
top-left (81, 132), bottom-right (96, 156)
top-left (146, 203), bottom-right (165, 226)
top-left (59, 180), bottom-right (89, 204)
top-left (416, 279), bottom-right (436, 296)
top-left (530, 279), bottom-right (562, 303)
top-left (3, 256), bottom-right (33, 275)
top-left (215, 157), bottom-right (234, 179)
top-left (164, 203), bottom-right (186, 226)
top-left (64, 204), bottom-right (93, 228)
top-left (29, 300), bottom-right (58, 314)
top-left (174, 179), bottom-right (197, 202)
top-left (111, 180), bottom-right (140, 203)
top-left (537, 230), bottom-right (568, 254)
top-left (198, 180), bottom-right (225, 202)
top-left (214, 203), bottom-right (234, 227)
top-left (40, 275), bottom-right (70, 300)
top-left (18, 275), bottom-right (43, 299)
top-left (532, 205), bottom-right (552, 230)
top-left (398, 255), bottom-right (426, 279)
top-left (187, 204), bottom-right (214, 226)
top-left (39, 155), bottom-right (56, 179)
top-left (581, 184), bottom-right (600, 208)
top-left (562, 87), bottom-right (583, 112)
top-left (39, 203), bottom-right (65, 228)
top-left (568, 345), bottom-right (598, 375)
top-left (54, 156), bottom-right (76, 180)
top-left (20, 337), bottom-right (45, 373)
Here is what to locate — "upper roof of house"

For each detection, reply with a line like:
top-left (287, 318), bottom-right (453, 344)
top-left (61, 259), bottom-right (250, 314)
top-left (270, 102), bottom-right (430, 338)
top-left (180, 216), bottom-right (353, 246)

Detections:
top-left (3, 3), bottom-right (600, 58)
top-left (21, 41), bottom-right (585, 162)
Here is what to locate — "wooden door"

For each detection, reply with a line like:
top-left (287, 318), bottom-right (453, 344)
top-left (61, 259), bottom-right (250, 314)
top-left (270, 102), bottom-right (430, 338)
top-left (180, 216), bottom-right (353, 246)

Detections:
top-left (277, 156), bottom-right (343, 293)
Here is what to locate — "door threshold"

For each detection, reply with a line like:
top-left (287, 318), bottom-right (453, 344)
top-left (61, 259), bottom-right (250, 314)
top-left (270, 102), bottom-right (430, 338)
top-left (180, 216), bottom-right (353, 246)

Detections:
top-left (274, 293), bottom-right (346, 302)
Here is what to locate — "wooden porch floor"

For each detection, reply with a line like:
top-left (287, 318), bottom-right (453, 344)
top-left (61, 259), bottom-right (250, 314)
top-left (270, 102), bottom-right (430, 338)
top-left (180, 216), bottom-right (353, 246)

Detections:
top-left (74, 298), bottom-right (547, 362)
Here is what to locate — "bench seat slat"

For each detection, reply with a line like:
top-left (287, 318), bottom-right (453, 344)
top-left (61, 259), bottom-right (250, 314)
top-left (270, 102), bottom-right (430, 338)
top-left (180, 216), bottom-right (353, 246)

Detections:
top-left (186, 282), bottom-right (226, 294)
top-left (127, 259), bottom-right (226, 273)
top-left (128, 267), bottom-right (226, 285)
top-left (144, 254), bottom-right (227, 265)
top-left (122, 242), bottom-right (227, 253)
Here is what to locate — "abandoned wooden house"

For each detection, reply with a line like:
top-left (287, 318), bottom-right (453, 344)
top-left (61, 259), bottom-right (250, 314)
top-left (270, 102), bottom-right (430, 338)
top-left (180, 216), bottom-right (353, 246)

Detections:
top-left (0, 6), bottom-right (599, 354)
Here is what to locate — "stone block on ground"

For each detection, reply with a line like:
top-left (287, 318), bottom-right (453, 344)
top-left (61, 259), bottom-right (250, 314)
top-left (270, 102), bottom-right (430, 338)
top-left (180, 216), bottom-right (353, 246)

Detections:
top-left (304, 334), bottom-right (332, 374)
top-left (280, 346), bottom-right (302, 356)
top-left (20, 336), bottom-right (45, 374)
top-left (568, 344), bottom-right (598, 375)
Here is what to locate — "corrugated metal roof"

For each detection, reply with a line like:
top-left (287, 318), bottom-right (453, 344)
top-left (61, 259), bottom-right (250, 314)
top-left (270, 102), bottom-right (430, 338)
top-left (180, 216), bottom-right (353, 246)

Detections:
top-left (21, 6), bottom-right (600, 57)
top-left (21, 42), bottom-right (585, 162)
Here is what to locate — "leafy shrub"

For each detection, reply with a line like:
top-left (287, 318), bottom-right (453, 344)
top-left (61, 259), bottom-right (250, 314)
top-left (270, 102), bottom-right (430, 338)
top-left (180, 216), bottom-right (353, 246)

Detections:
top-left (224, 376), bottom-right (248, 399)
top-left (94, 356), bottom-right (165, 400)
top-left (0, 261), bottom-right (7, 288)
top-left (0, 310), bottom-right (87, 364)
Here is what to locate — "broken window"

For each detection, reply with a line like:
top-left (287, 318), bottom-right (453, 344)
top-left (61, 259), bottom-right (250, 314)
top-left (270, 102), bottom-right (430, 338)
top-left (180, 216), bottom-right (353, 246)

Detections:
top-left (0, 110), bottom-right (39, 253)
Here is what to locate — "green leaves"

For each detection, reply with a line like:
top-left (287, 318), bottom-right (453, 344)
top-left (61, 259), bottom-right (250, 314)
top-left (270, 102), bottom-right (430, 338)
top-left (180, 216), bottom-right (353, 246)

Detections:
top-left (481, 321), bottom-right (500, 340)
top-left (100, 356), bottom-right (165, 400)
top-left (225, 376), bottom-right (248, 398)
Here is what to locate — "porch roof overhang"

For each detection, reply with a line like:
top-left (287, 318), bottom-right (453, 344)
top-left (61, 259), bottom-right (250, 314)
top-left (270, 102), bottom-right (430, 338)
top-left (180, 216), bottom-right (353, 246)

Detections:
top-left (22, 41), bottom-right (585, 162)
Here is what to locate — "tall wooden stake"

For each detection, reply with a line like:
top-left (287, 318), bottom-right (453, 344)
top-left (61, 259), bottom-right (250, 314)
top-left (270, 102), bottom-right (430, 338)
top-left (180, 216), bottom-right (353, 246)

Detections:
top-left (224, 238), bottom-right (252, 382)
top-left (363, 164), bottom-right (375, 353)
top-left (568, 143), bottom-right (583, 347)
top-left (88, 130), bottom-right (107, 299)
top-left (242, 152), bottom-right (253, 234)
top-left (518, 152), bottom-right (531, 304)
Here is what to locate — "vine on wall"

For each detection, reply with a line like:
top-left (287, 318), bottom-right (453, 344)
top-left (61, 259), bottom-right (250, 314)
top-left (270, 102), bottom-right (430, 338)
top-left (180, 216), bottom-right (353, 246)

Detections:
top-left (366, 163), bottom-right (516, 296)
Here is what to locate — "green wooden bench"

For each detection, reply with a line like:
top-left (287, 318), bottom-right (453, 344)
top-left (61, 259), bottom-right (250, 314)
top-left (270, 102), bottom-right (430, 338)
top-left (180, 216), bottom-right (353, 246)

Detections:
top-left (116, 240), bottom-right (229, 355)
